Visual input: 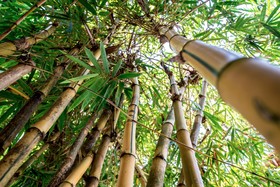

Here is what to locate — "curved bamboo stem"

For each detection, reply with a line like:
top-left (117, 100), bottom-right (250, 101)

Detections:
top-left (159, 27), bottom-right (280, 151)
top-left (147, 109), bottom-right (175, 187)
top-left (116, 71), bottom-right (140, 187)
top-left (0, 22), bottom-right (58, 57)
top-left (0, 0), bottom-right (47, 41)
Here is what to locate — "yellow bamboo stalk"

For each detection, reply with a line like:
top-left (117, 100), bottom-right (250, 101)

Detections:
top-left (160, 27), bottom-right (280, 151)
top-left (0, 50), bottom-right (101, 186)
top-left (0, 60), bottom-right (35, 91)
top-left (7, 86), bottom-right (30, 100)
top-left (0, 0), bottom-right (47, 41)
top-left (147, 109), bottom-right (174, 187)
top-left (162, 63), bottom-right (203, 187)
top-left (0, 22), bottom-right (58, 57)
top-left (116, 71), bottom-right (140, 187)
top-left (59, 154), bottom-right (94, 187)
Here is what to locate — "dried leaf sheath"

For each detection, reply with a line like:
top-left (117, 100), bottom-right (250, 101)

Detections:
top-left (160, 27), bottom-right (280, 152)
top-left (116, 74), bottom-right (140, 187)
top-left (147, 109), bottom-right (175, 187)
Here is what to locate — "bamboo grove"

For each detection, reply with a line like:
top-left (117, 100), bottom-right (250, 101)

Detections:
top-left (0, 0), bottom-right (280, 186)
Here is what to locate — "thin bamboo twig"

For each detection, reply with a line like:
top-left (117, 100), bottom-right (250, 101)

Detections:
top-left (135, 164), bottom-right (147, 187)
top-left (0, 22), bottom-right (58, 57)
top-left (21, 63), bottom-right (280, 186)
top-left (0, 0), bottom-right (47, 41)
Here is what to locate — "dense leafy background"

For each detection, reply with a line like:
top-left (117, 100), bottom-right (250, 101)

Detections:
top-left (0, 0), bottom-right (280, 186)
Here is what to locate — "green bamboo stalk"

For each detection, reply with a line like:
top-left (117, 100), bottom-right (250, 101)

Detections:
top-left (0, 0), bottom-right (47, 41)
top-left (159, 27), bottom-right (280, 151)
top-left (162, 62), bottom-right (203, 187)
top-left (0, 47), bottom-right (80, 155)
top-left (116, 69), bottom-right (140, 187)
top-left (0, 22), bottom-right (58, 57)
top-left (147, 109), bottom-right (175, 187)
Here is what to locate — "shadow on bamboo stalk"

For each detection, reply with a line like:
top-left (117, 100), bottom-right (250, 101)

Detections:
top-left (162, 62), bottom-right (204, 187)
top-left (0, 47), bottom-right (80, 155)
top-left (116, 68), bottom-right (140, 187)
top-left (0, 49), bottom-right (101, 186)
top-left (159, 27), bottom-right (280, 151)
top-left (0, 22), bottom-right (59, 57)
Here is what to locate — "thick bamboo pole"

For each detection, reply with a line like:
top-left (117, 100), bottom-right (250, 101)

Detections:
top-left (147, 109), bottom-right (175, 187)
top-left (59, 154), bottom-right (94, 187)
top-left (86, 134), bottom-right (111, 187)
top-left (190, 80), bottom-right (208, 148)
top-left (116, 72), bottom-right (140, 187)
top-left (0, 60), bottom-right (35, 91)
top-left (0, 22), bottom-right (58, 57)
top-left (0, 47), bottom-right (79, 154)
top-left (0, 0), bottom-right (47, 41)
top-left (81, 109), bottom-right (112, 156)
top-left (159, 27), bottom-right (280, 151)
top-left (162, 63), bottom-right (203, 187)
top-left (0, 50), bottom-right (101, 186)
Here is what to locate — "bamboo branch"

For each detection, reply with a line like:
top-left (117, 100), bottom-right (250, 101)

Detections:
top-left (0, 0), bottom-right (47, 41)
top-left (0, 22), bottom-right (59, 57)
top-left (135, 164), bottom-right (147, 187)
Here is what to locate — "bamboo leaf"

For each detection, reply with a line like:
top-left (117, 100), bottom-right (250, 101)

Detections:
top-left (100, 42), bottom-right (110, 74)
top-left (261, 23), bottom-right (280, 39)
top-left (60, 74), bottom-right (98, 84)
top-left (78, 0), bottom-right (97, 15)
top-left (112, 60), bottom-right (122, 76)
top-left (85, 47), bottom-right (102, 73)
top-left (66, 55), bottom-right (95, 72)
top-left (117, 72), bottom-right (142, 79)
top-left (266, 5), bottom-right (280, 23)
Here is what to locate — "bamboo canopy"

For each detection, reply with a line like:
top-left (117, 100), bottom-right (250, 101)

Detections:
top-left (160, 27), bottom-right (280, 151)
top-left (116, 71), bottom-right (140, 187)
top-left (0, 22), bottom-right (58, 57)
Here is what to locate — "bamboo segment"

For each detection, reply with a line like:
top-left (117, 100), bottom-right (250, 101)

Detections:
top-left (81, 109), bottom-right (112, 155)
top-left (0, 22), bottom-right (58, 57)
top-left (59, 154), bottom-right (94, 187)
top-left (177, 171), bottom-right (186, 187)
top-left (190, 80), bottom-right (208, 148)
top-left (160, 27), bottom-right (280, 151)
top-left (147, 109), bottom-right (175, 187)
top-left (0, 61), bottom-right (35, 91)
top-left (116, 74), bottom-right (140, 187)
top-left (86, 134), bottom-right (111, 187)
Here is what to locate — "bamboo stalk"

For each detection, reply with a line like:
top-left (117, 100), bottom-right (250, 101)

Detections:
top-left (81, 109), bottom-right (112, 156)
top-left (0, 47), bottom-right (80, 155)
top-left (177, 171), bottom-right (186, 187)
top-left (0, 22), bottom-right (58, 57)
top-left (116, 70), bottom-right (140, 187)
top-left (135, 164), bottom-right (147, 187)
top-left (0, 50), bottom-right (101, 186)
top-left (159, 27), bottom-right (280, 151)
top-left (0, 60), bottom-right (35, 91)
top-left (162, 63), bottom-right (203, 187)
top-left (190, 80), bottom-right (208, 148)
top-left (0, 0), bottom-right (47, 41)
top-left (59, 154), bottom-right (94, 187)
top-left (86, 134), bottom-right (111, 187)
top-left (147, 109), bottom-right (175, 187)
